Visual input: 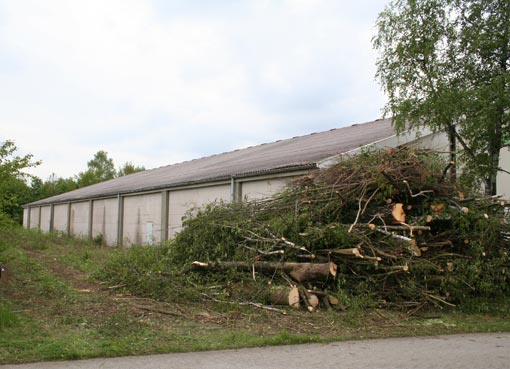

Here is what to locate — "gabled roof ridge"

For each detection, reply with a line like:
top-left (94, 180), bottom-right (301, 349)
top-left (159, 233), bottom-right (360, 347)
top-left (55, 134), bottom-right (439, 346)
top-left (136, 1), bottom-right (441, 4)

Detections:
top-left (141, 118), bottom-right (391, 172)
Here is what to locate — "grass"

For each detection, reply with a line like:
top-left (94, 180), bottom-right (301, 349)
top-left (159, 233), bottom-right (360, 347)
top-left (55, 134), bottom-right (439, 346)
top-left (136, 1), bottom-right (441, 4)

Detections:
top-left (1, 227), bottom-right (509, 364)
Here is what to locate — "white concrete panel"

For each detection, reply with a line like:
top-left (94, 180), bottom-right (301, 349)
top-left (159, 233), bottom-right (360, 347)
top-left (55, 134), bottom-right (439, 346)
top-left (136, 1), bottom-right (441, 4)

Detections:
top-left (70, 201), bottom-right (89, 238)
top-left (53, 204), bottom-right (68, 233)
top-left (168, 184), bottom-right (231, 238)
top-left (92, 198), bottom-right (118, 246)
top-left (498, 146), bottom-right (510, 199)
top-left (22, 208), bottom-right (29, 228)
top-left (40, 206), bottom-right (52, 232)
top-left (241, 177), bottom-right (295, 201)
top-left (408, 131), bottom-right (450, 152)
top-left (123, 193), bottom-right (162, 246)
top-left (29, 207), bottom-right (39, 229)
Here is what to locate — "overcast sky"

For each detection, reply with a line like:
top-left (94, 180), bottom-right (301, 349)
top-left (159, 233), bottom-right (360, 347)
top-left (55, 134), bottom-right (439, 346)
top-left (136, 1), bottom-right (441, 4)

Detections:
top-left (0, 0), bottom-right (390, 180)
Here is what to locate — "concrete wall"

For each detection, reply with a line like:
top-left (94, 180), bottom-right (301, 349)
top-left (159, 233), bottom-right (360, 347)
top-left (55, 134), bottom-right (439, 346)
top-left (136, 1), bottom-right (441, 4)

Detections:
top-left (39, 205), bottom-right (52, 232)
top-left (123, 193), bottom-right (162, 245)
top-left (21, 128), bottom-right (510, 246)
top-left (408, 130), bottom-right (450, 152)
top-left (498, 146), bottom-right (510, 199)
top-left (241, 177), bottom-right (295, 201)
top-left (70, 201), bottom-right (89, 238)
top-left (92, 198), bottom-right (118, 245)
top-left (22, 208), bottom-right (29, 228)
top-left (53, 204), bottom-right (69, 233)
top-left (168, 184), bottom-right (231, 238)
top-left (29, 207), bottom-right (39, 229)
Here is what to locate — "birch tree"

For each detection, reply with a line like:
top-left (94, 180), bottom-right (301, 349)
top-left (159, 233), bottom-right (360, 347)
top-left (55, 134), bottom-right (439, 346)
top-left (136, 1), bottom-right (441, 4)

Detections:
top-left (373, 0), bottom-right (510, 194)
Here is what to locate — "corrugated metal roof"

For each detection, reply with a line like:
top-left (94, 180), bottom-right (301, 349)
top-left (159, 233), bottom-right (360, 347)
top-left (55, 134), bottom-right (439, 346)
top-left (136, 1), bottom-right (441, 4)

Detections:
top-left (27, 118), bottom-right (395, 206)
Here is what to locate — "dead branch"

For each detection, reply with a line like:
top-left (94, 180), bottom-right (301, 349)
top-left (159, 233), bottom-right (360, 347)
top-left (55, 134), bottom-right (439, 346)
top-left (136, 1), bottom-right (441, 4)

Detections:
top-left (192, 261), bottom-right (337, 283)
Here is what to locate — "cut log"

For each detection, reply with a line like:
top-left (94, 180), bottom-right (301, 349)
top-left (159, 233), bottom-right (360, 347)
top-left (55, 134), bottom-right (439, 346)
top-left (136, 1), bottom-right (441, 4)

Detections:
top-left (192, 261), bottom-right (337, 283)
top-left (289, 285), bottom-right (300, 308)
top-left (316, 248), bottom-right (362, 258)
top-left (269, 285), bottom-right (300, 309)
top-left (308, 293), bottom-right (320, 309)
top-left (289, 262), bottom-right (337, 283)
top-left (306, 289), bottom-right (339, 306)
top-left (392, 203), bottom-right (406, 223)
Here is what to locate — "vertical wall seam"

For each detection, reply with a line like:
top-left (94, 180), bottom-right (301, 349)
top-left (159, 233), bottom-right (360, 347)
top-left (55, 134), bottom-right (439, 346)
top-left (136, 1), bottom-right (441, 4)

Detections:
top-left (67, 202), bottom-right (71, 236)
top-left (49, 204), bottom-right (54, 232)
top-left (88, 200), bottom-right (94, 240)
top-left (117, 194), bottom-right (124, 247)
top-left (26, 206), bottom-right (31, 229)
top-left (230, 177), bottom-right (242, 203)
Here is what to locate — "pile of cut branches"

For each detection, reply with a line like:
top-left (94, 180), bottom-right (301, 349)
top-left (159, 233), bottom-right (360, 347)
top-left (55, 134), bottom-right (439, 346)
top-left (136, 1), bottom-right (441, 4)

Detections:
top-left (170, 148), bottom-right (510, 312)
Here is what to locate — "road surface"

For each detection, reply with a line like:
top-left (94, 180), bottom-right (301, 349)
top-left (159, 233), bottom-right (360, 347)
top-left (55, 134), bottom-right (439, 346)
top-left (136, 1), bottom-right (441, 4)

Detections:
top-left (1, 333), bottom-right (509, 369)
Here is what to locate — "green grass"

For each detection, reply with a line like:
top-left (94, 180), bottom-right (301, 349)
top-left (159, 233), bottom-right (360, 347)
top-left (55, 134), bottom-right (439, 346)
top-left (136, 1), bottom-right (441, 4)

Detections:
top-left (0, 226), bottom-right (509, 365)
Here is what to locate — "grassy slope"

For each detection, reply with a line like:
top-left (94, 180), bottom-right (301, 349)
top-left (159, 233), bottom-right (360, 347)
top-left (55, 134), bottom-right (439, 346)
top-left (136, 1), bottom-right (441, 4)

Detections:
top-left (1, 228), bottom-right (509, 364)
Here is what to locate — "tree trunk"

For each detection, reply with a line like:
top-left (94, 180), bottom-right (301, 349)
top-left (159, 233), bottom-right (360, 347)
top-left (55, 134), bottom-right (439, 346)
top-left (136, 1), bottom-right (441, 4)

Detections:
top-left (447, 123), bottom-right (457, 181)
top-left (270, 285), bottom-right (300, 308)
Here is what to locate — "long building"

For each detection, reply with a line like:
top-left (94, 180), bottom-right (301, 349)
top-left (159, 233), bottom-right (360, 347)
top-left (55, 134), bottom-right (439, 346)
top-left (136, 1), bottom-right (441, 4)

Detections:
top-left (22, 118), bottom-right (509, 246)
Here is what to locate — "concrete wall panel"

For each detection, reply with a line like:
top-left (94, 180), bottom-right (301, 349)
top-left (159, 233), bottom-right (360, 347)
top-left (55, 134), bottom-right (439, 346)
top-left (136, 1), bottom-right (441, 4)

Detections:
top-left (70, 201), bottom-right (89, 238)
top-left (29, 207), bottom-right (40, 229)
top-left (241, 178), bottom-right (295, 201)
top-left (22, 208), bottom-right (29, 228)
top-left (498, 147), bottom-right (510, 199)
top-left (40, 206), bottom-right (52, 232)
top-left (168, 184), bottom-right (230, 238)
top-left (92, 198), bottom-right (118, 246)
top-left (123, 193), bottom-right (161, 246)
top-left (53, 204), bottom-right (69, 233)
top-left (408, 131), bottom-right (450, 152)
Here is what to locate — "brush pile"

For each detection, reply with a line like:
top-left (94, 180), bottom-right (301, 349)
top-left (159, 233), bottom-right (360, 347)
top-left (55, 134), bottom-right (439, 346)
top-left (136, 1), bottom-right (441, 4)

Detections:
top-left (171, 148), bottom-right (510, 312)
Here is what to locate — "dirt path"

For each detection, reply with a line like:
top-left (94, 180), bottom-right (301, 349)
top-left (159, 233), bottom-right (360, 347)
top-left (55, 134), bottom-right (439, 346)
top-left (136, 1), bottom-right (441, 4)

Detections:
top-left (18, 247), bottom-right (190, 325)
top-left (2, 333), bottom-right (509, 369)
top-left (12, 246), bottom-right (380, 336)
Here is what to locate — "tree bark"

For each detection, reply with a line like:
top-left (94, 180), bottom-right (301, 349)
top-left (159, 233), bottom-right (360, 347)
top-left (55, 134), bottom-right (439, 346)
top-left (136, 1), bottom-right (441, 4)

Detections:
top-left (270, 285), bottom-right (300, 308)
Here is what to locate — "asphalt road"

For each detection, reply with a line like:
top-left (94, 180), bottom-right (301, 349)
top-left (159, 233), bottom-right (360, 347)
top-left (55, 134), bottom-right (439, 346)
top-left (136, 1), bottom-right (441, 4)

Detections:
top-left (2, 333), bottom-right (509, 369)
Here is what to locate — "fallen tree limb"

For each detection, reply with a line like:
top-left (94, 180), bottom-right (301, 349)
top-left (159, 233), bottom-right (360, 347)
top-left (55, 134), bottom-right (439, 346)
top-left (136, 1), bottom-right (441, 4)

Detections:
top-left (131, 304), bottom-right (185, 317)
top-left (192, 261), bottom-right (337, 283)
top-left (357, 224), bottom-right (431, 231)
top-left (316, 248), bottom-right (362, 258)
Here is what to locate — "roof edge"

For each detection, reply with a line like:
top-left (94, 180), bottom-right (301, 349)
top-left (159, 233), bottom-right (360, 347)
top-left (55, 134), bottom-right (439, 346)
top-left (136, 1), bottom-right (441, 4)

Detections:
top-left (23, 163), bottom-right (317, 207)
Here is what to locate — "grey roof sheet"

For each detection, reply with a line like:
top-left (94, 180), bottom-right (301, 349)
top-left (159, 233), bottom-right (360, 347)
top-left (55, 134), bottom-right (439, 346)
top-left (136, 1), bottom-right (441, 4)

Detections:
top-left (27, 118), bottom-right (395, 206)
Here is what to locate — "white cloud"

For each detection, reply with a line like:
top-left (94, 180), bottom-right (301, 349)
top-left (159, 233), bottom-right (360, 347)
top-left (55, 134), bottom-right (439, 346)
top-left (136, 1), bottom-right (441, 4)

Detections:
top-left (0, 0), bottom-right (388, 180)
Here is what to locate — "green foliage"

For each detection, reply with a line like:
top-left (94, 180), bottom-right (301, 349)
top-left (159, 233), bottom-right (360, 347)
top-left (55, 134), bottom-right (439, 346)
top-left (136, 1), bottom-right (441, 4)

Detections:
top-left (77, 150), bottom-right (116, 187)
top-left (77, 151), bottom-right (145, 187)
top-left (169, 202), bottom-right (250, 266)
top-left (117, 162), bottom-right (145, 177)
top-left (0, 140), bottom-right (40, 222)
top-left (163, 148), bottom-right (509, 309)
top-left (31, 174), bottom-right (78, 200)
top-left (1, 220), bottom-right (509, 364)
top-left (95, 244), bottom-right (199, 300)
top-left (29, 152), bottom-right (146, 203)
top-left (0, 303), bottom-right (20, 330)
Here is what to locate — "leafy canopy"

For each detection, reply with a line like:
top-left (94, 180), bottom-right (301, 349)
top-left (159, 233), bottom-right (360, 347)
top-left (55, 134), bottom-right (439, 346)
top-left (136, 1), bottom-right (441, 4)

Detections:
top-left (0, 140), bottom-right (40, 222)
top-left (373, 0), bottom-right (510, 195)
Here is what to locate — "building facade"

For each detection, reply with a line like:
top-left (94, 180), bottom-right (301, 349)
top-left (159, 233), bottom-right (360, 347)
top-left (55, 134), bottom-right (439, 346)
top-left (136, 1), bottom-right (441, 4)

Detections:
top-left (23, 119), bottom-right (507, 246)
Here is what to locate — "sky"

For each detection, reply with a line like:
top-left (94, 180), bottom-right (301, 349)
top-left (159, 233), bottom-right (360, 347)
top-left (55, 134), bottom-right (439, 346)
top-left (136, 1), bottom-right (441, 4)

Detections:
top-left (0, 0), bottom-right (390, 180)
